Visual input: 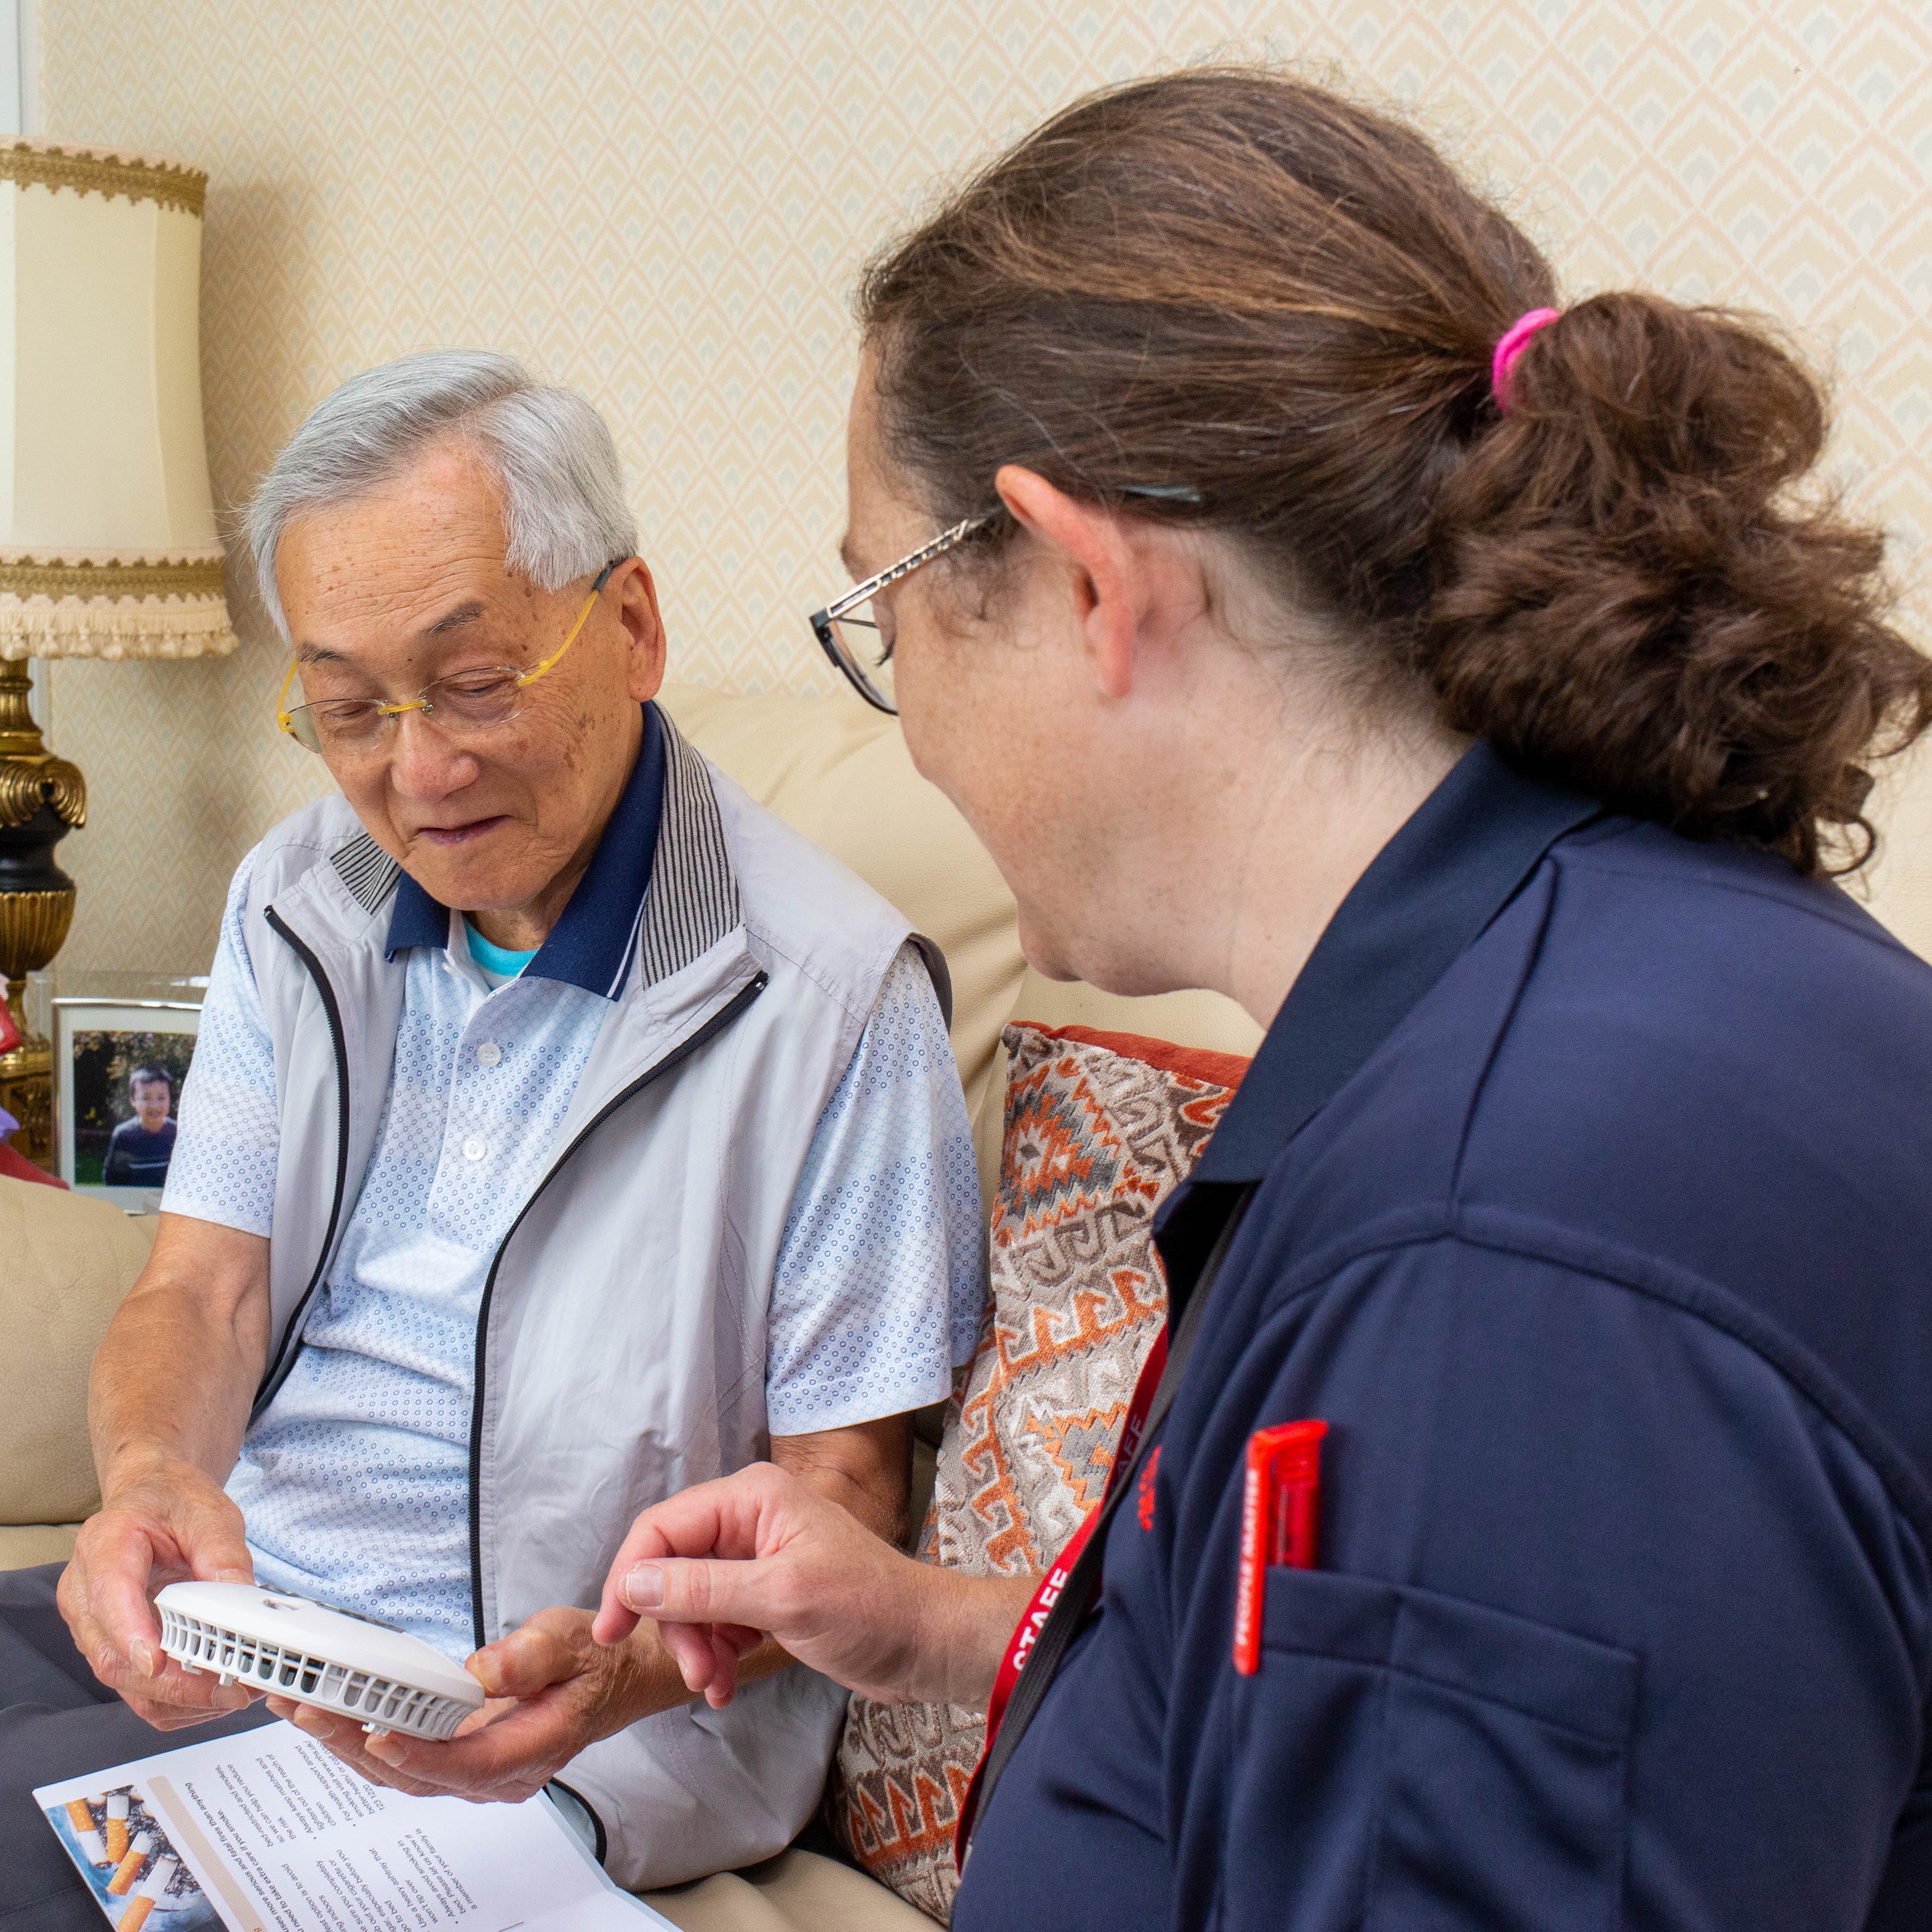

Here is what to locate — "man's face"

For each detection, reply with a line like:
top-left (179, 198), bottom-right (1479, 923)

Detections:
top-left (275, 440), bottom-right (667, 924)
top-left (130, 1078), bottom-right (171, 1132)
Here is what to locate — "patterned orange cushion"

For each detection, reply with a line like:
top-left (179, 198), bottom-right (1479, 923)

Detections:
top-left (829, 1022), bottom-right (1248, 1922)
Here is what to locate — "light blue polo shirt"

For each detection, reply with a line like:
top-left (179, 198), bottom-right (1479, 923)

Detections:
top-left (165, 705), bottom-right (985, 1656)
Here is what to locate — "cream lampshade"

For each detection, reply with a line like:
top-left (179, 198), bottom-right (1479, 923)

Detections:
top-left (0, 137), bottom-right (236, 1167)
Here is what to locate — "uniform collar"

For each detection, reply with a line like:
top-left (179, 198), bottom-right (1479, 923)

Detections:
top-left (1187, 741), bottom-right (1603, 1188)
top-left (385, 703), bottom-right (668, 1000)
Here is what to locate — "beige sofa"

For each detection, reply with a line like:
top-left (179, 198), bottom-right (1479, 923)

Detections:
top-left (0, 682), bottom-right (1258, 1924)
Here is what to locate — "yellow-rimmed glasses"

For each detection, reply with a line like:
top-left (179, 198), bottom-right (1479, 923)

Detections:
top-left (275, 558), bottom-right (627, 756)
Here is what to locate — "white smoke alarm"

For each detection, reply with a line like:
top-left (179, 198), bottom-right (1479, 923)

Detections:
top-left (155, 1582), bottom-right (485, 1742)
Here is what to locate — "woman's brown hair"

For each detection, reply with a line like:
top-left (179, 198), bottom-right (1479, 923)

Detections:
top-left (857, 68), bottom-right (1930, 875)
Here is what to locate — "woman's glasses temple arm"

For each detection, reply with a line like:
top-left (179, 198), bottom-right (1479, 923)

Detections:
top-left (818, 513), bottom-right (998, 624)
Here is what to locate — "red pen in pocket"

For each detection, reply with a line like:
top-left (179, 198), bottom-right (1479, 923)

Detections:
top-left (1233, 1419), bottom-right (1328, 1675)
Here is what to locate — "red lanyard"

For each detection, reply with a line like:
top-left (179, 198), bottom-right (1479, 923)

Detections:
top-left (953, 1323), bottom-right (1169, 1866)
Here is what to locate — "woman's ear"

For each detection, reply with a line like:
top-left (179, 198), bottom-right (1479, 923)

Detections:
top-left (994, 465), bottom-right (1144, 700)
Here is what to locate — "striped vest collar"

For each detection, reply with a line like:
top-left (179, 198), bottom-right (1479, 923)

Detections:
top-left (325, 704), bottom-right (740, 997)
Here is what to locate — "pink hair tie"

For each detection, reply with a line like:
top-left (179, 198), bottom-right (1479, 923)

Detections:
top-left (1491, 307), bottom-right (1562, 413)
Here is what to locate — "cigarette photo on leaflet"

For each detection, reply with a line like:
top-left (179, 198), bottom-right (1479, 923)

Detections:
top-left (44, 1786), bottom-right (214, 1929)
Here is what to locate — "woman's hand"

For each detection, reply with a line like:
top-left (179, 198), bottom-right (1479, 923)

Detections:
top-left (264, 1607), bottom-right (694, 1804)
top-left (592, 1461), bottom-right (1034, 1711)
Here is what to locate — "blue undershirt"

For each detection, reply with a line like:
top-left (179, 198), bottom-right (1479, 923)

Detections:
top-left (463, 921), bottom-right (538, 989)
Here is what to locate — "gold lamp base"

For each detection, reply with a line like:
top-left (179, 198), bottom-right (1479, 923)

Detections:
top-left (0, 657), bottom-right (85, 1170)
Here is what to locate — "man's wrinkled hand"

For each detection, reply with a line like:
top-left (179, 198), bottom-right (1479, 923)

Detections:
top-left (264, 1607), bottom-right (686, 1804)
top-left (57, 1461), bottom-right (260, 1730)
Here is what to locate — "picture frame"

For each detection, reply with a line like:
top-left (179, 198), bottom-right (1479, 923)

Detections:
top-left (52, 997), bottom-right (202, 1209)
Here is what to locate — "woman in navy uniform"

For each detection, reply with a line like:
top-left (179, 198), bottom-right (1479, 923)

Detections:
top-left (590, 69), bottom-right (1932, 1928)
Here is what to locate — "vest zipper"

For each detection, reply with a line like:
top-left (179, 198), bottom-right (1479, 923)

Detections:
top-left (466, 968), bottom-right (770, 1649)
top-left (255, 906), bottom-right (355, 1417)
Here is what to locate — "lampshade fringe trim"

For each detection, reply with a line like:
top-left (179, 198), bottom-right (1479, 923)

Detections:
top-left (0, 598), bottom-right (239, 659)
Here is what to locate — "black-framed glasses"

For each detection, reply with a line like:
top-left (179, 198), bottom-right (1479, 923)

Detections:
top-left (808, 513), bottom-right (998, 715)
top-left (808, 484), bottom-right (1206, 715)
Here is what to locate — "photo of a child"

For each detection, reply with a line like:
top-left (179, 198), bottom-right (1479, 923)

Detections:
top-left (54, 1006), bottom-right (200, 1194)
top-left (101, 1063), bottom-right (180, 1186)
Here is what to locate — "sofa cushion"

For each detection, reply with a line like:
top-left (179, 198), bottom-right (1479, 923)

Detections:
top-left (645, 1847), bottom-right (936, 1930)
top-left (1007, 967), bottom-right (1262, 1063)
top-left (0, 1178), bottom-right (156, 1528)
top-left (828, 1024), bottom-right (1248, 1920)
top-left (0, 1524), bottom-right (84, 1569)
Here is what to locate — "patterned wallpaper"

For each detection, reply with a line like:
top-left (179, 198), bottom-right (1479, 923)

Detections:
top-left (36, 0), bottom-right (1932, 976)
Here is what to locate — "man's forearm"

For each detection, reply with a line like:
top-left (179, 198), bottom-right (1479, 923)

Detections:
top-left (89, 1215), bottom-right (272, 1496)
top-left (772, 1413), bottom-right (914, 1545)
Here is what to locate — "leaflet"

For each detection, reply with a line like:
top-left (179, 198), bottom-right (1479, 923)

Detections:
top-left (35, 1720), bottom-right (672, 1932)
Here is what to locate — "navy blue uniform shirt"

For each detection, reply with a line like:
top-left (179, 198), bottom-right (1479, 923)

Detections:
top-left (954, 744), bottom-right (1932, 1931)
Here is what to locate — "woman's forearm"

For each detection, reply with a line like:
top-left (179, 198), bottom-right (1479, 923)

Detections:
top-left (596, 1463), bottom-right (1068, 1712)
top-left (914, 1568), bottom-right (1041, 1709)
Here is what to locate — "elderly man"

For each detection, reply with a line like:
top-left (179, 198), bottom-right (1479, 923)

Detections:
top-left (1, 351), bottom-right (982, 1908)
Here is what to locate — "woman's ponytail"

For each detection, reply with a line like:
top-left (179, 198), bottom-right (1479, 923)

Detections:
top-left (1421, 293), bottom-right (1929, 873)
top-left (859, 69), bottom-right (1929, 875)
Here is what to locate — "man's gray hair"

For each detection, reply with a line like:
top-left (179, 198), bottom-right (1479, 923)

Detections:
top-left (246, 350), bottom-right (638, 640)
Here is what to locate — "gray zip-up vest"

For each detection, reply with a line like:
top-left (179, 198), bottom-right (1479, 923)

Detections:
top-left (235, 717), bottom-right (937, 1887)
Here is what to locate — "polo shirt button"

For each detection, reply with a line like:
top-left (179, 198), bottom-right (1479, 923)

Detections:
top-left (476, 1042), bottom-right (502, 1068)
top-left (462, 1137), bottom-right (487, 1162)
